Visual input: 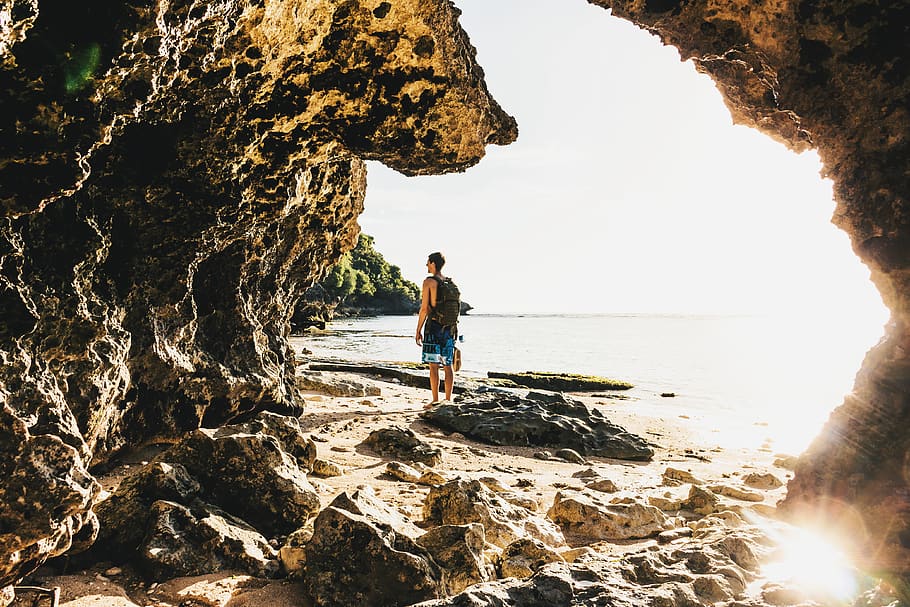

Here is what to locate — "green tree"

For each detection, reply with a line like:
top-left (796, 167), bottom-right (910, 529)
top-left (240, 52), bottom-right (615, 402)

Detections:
top-left (316, 234), bottom-right (419, 315)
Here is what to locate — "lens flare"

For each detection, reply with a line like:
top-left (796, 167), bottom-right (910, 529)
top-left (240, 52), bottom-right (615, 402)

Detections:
top-left (761, 526), bottom-right (860, 603)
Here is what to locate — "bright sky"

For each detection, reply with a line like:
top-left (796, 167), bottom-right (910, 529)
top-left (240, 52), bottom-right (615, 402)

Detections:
top-left (358, 0), bottom-right (887, 323)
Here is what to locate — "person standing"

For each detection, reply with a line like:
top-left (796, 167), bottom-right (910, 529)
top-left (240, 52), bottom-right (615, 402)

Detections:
top-left (415, 251), bottom-right (457, 407)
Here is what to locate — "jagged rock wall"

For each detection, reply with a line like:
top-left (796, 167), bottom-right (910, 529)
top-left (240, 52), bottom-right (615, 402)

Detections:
top-left (0, 0), bottom-right (516, 595)
top-left (586, 0), bottom-right (909, 593)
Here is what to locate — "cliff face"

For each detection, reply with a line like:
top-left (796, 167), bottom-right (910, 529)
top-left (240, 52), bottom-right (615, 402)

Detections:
top-left (0, 0), bottom-right (516, 594)
top-left (1, 0), bottom-right (908, 600)
top-left (587, 0), bottom-right (909, 591)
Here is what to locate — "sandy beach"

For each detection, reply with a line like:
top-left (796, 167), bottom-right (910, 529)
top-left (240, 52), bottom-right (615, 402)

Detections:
top-left (9, 358), bottom-right (816, 607)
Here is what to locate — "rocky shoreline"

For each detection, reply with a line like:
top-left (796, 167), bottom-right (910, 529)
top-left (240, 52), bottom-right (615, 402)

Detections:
top-left (11, 358), bottom-right (892, 607)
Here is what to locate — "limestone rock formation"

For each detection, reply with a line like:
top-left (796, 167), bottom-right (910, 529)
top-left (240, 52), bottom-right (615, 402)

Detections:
top-left (421, 390), bottom-right (655, 461)
top-left (0, 0), bottom-right (515, 594)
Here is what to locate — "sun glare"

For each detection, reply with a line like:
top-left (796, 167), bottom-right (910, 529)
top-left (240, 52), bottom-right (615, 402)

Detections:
top-left (760, 526), bottom-right (862, 603)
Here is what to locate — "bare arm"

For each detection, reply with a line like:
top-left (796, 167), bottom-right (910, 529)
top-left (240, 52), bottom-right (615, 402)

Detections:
top-left (415, 277), bottom-right (436, 345)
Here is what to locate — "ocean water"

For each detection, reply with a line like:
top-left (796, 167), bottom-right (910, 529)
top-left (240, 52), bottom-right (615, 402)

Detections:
top-left (290, 313), bottom-right (884, 453)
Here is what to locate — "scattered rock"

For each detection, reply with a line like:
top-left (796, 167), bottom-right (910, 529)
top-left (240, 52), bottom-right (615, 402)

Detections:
top-left (423, 480), bottom-right (565, 549)
top-left (498, 538), bottom-right (564, 579)
top-left (297, 371), bottom-right (381, 397)
top-left (585, 479), bottom-right (618, 493)
top-left (709, 484), bottom-right (764, 502)
top-left (311, 459), bottom-right (343, 478)
top-left (553, 449), bottom-right (586, 464)
top-left (416, 524), bottom-right (495, 594)
top-left (387, 462), bottom-right (423, 484)
top-left (570, 468), bottom-right (600, 480)
top-left (279, 525), bottom-right (314, 578)
top-left (547, 491), bottom-right (671, 541)
top-left (418, 470), bottom-right (451, 486)
top-left (160, 420), bottom-right (321, 537)
top-left (742, 472), bottom-right (784, 489)
top-left (663, 467), bottom-right (704, 486)
top-left (363, 426), bottom-right (443, 466)
top-left (92, 462), bottom-right (202, 558)
top-left (657, 527), bottom-right (694, 543)
top-left (681, 485), bottom-right (721, 516)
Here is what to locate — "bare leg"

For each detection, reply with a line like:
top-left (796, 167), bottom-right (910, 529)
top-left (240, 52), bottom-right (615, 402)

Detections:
top-left (444, 365), bottom-right (454, 400)
top-left (429, 363), bottom-right (440, 403)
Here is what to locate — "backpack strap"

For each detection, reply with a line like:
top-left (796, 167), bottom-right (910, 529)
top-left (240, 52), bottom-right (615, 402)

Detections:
top-left (429, 275), bottom-right (442, 311)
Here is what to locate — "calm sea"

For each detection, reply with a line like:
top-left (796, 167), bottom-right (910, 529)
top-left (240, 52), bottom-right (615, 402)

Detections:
top-left (290, 313), bottom-right (884, 453)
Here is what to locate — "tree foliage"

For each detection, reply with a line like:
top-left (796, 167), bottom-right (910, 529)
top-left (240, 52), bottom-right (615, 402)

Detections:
top-left (319, 234), bottom-right (420, 314)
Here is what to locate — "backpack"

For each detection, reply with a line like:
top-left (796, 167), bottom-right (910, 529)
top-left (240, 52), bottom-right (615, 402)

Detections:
top-left (431, 277), bottom-right (461, 328)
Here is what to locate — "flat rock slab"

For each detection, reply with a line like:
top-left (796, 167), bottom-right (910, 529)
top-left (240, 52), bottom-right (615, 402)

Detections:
top-left (487, 372), bottom-right (633, 392)
top-left (421, 390), bottom-right (654, 461)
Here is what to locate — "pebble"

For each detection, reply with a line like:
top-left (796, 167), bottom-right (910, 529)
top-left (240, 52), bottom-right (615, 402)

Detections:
top-left (104, 567), bottom-right (122, 576)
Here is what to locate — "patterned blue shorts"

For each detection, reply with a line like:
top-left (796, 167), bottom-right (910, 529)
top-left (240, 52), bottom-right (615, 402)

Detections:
top-left (421, 320), bottom-right (455, 366)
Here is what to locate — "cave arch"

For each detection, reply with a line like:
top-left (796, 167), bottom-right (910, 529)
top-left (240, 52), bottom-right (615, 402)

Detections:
top-left (0, 0), bottom-right (907, 600)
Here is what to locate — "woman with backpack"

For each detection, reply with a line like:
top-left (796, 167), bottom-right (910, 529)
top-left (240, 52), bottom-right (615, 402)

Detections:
top-left (415, 251), bottom-right (460, 408)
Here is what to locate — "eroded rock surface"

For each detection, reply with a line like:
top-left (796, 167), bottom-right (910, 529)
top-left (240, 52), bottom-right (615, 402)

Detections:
top-left (421, 390), bottom-right (654, 461)
top-left (0, 0), bottom-right (515, 592)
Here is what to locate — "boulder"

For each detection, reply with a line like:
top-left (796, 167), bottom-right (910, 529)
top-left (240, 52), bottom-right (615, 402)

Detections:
top-left (92, 462), bottom-right (201, 557)
top-left (423, 480), bottom-right (565, 549)
top-left (363, 426), bottom-right (443, 467)
top-left (547, 491), bottom-right (672, 541)
top-left (303, 488), bottom-right (441, 607)
top-left (416, 524), bottom-right (495, 595)
top-left (139, 500), bottom-right (278, 580)
top-left (420, 390), bottom-right (653, 461)
top-left (239, 412), bottom-right (319, 472)
top-left (162, 422), bottom-right (321, 536)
